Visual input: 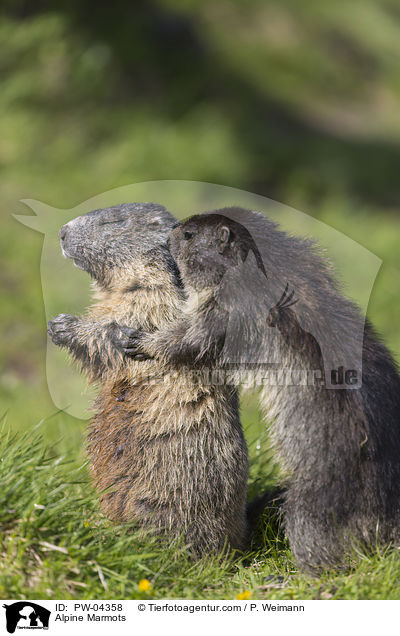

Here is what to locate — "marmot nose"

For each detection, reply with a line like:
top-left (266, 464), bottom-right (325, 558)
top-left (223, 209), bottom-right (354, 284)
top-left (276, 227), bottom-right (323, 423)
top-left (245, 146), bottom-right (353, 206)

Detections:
top-left (59, 225), bottom-right (68, 241)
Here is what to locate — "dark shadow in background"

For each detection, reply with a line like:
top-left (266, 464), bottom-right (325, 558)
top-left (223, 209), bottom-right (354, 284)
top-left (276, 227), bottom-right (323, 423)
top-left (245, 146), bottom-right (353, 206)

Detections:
top-left (4, 0), bottom-right (400, 206)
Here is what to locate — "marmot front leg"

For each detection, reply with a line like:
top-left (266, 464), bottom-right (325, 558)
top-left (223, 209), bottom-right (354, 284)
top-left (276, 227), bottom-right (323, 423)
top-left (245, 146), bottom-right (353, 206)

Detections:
top-left (112, 310), bottom-right (226, 366)
top-left (48, 314), bottom-right (126, 378)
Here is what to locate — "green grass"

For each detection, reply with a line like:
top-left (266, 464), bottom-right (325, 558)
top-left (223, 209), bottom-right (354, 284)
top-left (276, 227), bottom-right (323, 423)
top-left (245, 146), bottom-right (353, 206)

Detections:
top-left (2, 417), bottom-right (400, 600)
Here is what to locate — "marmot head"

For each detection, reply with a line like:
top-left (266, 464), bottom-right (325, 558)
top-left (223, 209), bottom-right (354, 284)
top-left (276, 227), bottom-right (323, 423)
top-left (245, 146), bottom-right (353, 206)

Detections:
top-left (59, 202), bottom-right (179, 289)
top-left (168, 208), bottom-right (267, 290)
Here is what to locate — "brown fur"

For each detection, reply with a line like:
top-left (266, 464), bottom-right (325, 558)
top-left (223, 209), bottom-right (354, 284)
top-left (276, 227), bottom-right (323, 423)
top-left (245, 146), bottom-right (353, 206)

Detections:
top-left (48, 204), bottom-right (249, 555)
top-left (117, 206), bottom-right (400, 571)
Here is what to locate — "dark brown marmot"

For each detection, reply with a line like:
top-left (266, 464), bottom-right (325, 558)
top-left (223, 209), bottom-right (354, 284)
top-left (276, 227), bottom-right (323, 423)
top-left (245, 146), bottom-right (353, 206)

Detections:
top-left (47, 203), bottom-right (249, 556)
top-left (114, 206), bottom-right (400, 571)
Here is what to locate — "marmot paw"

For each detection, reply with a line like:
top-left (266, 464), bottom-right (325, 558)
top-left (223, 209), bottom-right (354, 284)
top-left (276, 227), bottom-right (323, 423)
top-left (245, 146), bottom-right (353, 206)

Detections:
top-left (110, 325), bottom-right (152, 360)
top-left (47, 313), bottom-right (79, 346)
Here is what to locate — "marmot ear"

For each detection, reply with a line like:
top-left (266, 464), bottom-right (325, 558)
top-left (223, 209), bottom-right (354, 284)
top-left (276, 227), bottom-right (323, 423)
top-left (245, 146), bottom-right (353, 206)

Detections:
top-left (217, 225), bottom-right (231, 253)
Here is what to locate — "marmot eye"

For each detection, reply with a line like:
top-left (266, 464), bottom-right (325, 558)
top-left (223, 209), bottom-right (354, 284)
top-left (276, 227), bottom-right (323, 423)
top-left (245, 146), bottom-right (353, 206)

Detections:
top-left (184, 231), bottom-right (194, 240)
top-left (99, 218), bottom-right (125, 226)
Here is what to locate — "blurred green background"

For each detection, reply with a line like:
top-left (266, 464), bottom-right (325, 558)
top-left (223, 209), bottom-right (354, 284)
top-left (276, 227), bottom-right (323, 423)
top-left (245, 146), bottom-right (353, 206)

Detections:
top-left (1, 0), bottom-right (400, 453)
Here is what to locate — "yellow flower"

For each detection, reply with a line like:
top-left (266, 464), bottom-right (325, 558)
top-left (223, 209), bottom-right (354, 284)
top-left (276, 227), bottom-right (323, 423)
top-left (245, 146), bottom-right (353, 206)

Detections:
top-left (138, 579), bottom-right (152, 592)
top-left (236, 590), bottom-right (251, 600)
top-left (84, 521), bottom-right (90, 528)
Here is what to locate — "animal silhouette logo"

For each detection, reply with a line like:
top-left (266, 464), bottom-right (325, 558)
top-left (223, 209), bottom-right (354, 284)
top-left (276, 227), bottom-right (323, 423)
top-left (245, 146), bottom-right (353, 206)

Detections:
top-left (3, 602), bottom-right (50, 633)
top-left (14, 182), bottom-right (381, 412)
